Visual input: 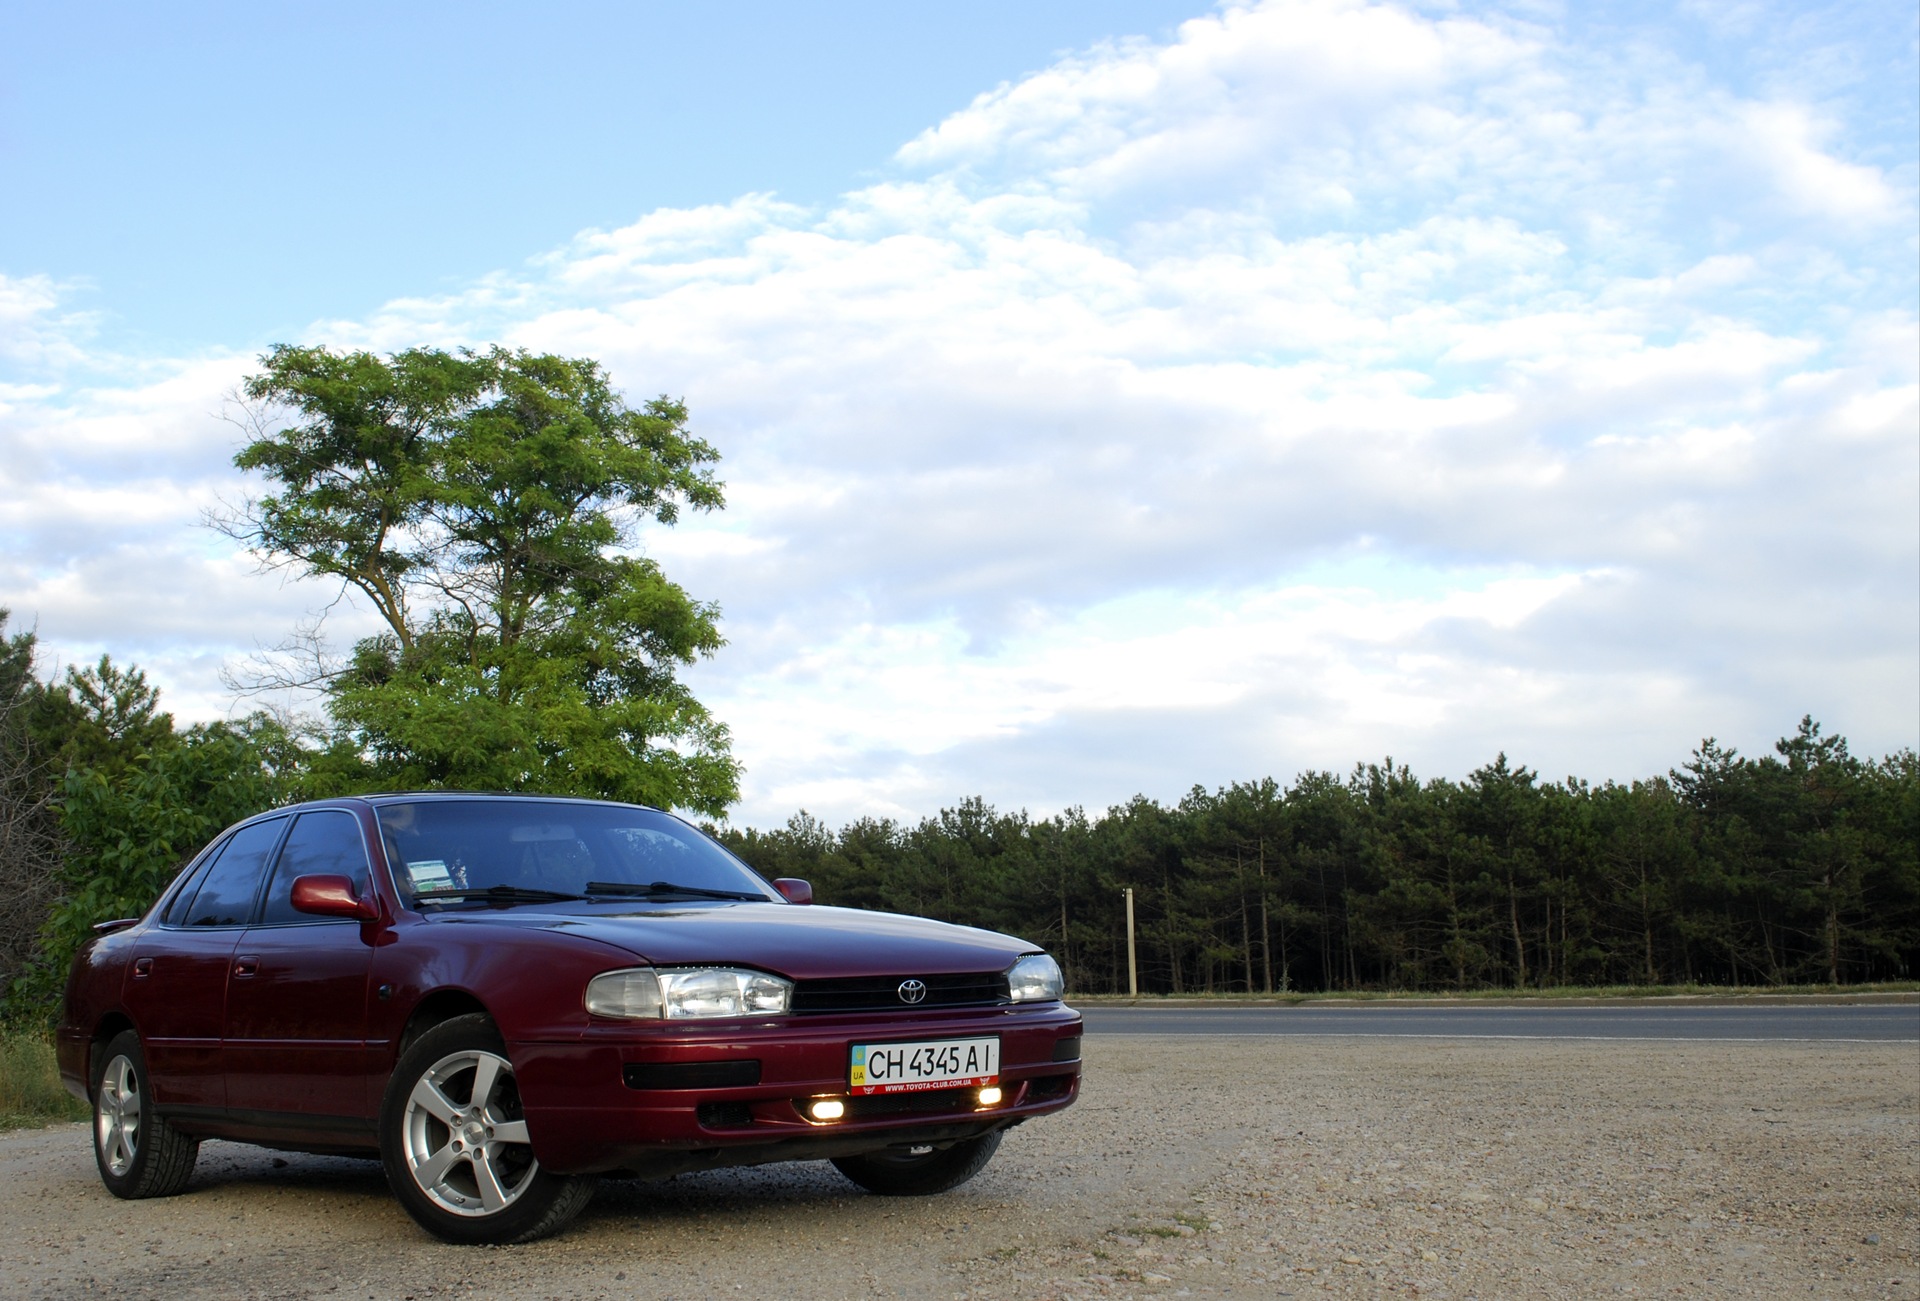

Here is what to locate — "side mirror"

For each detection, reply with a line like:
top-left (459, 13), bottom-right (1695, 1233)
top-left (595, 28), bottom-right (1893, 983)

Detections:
top-left (772, 878), bottom-right (813, 906)
top-left (291, 874), bottom-right (378, 922)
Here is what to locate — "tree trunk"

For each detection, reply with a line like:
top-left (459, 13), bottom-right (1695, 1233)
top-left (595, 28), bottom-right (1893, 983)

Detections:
top-left (1507, 873), bottom-right (1528, 988)
top-left (1238, 851), bottom-right (1254, 994)
top-left (1164, 878), bottom-right (1182, 994)
top-left (1343, 886), bottom-right (1358, 990)
top-left (1317, 860), bottom-right (1333, 989)
top-left (1059, 891), bottom-right (1070, 989)
top-left (1825, 867), bottom-right (1841, 984)
top-left (1258, 840), bottom-right (1273, 994)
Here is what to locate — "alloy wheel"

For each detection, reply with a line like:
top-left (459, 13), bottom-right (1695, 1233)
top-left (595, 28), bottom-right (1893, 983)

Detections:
top-left (95, 1053), bottom-right (141, 1178)
top-left (401, 1049), bottom-right (538, 1216)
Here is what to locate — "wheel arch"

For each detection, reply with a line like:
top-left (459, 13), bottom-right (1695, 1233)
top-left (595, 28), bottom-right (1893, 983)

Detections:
top-left (87, 1012), bottom-right (137, 1098)
top-left (394, 988), bottom-right (495, 1061)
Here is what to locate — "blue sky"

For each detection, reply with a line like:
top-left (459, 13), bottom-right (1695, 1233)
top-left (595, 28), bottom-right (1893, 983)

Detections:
top-left (2, 1), bottom-right (1202, 351)
top-left (3, 1), bottom-right (1915, 826)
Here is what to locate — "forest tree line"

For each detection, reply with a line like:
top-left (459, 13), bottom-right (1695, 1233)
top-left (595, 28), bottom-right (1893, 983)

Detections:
top-left (3, 603), bottom-right (1913, 1010)
top-left (715, 721), bottom-right (1918, 994)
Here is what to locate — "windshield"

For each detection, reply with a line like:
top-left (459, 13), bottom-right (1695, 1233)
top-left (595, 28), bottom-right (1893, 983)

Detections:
top-left (375, 800), bottom-right (776, 904)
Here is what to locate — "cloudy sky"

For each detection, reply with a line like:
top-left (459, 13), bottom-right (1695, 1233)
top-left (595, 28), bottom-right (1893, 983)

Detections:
top-left (2, 0), bottom-right (1914, 826)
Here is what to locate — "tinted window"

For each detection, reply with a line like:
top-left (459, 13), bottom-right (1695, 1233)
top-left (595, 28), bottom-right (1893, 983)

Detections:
top-left (377, 800), bottom-right (774, 902)
top-left (161, 839), bottom-right (226, 926)
top-left (258, 811), bottom-right (371, 926)
top-left (179, 819), bottom-right (285, 927)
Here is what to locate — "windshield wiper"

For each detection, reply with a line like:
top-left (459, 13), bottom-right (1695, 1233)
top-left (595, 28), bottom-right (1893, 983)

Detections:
top-left (413, 885), bottom-right (586, 905)
top-left (584, 880), bottom-right (767, 902)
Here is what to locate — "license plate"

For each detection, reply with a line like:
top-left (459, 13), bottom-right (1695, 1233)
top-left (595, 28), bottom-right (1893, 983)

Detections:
top-left (850, 1036), bottom-right (1000, 1095)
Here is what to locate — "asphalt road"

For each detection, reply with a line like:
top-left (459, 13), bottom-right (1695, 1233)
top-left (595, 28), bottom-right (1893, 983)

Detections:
top-left (1078, 1002), bottom-right (1920, 1041)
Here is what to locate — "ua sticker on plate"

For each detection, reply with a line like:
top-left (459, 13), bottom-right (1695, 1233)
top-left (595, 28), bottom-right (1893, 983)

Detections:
top-left (850, 1037), bottom-right (999, 1095)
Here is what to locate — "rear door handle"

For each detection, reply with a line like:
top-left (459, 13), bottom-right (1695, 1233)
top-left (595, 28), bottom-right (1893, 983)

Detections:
top-left (132, 957), bottom-right (153, 979)
top-left (233, 956), bottom-right (260, 978)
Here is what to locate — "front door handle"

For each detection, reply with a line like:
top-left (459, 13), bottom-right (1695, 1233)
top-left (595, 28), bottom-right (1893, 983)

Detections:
top-left (233, 956), bottom-right (260, 978)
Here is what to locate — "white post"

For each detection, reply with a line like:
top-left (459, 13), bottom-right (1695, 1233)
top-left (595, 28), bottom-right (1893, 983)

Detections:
top-left (1124, 887), bottom-right (1138, 999)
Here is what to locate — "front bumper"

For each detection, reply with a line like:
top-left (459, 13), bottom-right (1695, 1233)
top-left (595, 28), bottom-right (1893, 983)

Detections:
top-left (512, 1001), bottom-right (1082, 1176)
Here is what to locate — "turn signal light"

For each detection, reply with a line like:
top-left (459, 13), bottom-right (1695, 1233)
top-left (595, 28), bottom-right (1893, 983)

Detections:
top-left (809, 1098), bottom-right (846, 1121)
top-left (977, 1086), bottom-right (1003, 1106)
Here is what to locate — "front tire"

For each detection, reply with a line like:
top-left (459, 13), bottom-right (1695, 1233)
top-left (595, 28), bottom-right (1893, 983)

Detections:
top-left (92, 1030), bottom-right (199, 1199)
top-left (379, 1013), bottom-right (594, 1244)
top-left (831, 1129), bottom-right (1003, 1196)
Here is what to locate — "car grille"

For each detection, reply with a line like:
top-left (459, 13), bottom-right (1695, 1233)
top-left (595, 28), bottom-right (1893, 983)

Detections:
top-left (790, 971), bottom-right (1011, 1014)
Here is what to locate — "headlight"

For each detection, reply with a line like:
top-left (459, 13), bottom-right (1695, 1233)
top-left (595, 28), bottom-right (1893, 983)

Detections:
top-left (585, 968), bottom-right (663, 1018)
top-left (585, 966), bottom-right (791, 1019)
top-left (1007, 953), bottom-right (1064, 1002)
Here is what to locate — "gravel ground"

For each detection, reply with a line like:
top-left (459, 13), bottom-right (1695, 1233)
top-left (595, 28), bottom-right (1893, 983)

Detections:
top-left (2, 1035), bottom-right (1912, 1299)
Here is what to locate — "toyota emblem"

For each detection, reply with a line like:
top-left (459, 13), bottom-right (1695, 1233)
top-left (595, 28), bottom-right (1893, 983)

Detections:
top-left (897, 979), bottom-right (928, 1005)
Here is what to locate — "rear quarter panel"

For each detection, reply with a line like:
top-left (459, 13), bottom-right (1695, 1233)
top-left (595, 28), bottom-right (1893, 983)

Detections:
top-left (56, 927), bottom-right (139, 1100)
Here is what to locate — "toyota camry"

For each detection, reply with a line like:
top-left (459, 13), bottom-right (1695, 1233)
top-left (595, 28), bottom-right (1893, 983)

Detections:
top-left (56, 793), bottom-right (1082, 1243)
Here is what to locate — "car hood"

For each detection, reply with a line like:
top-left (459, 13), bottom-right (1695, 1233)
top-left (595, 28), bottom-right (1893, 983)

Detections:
top-left (424, 903), bottom-right (1035, 980)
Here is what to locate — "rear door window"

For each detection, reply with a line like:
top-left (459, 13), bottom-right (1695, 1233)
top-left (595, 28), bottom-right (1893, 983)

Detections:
top-left (178, 818), bottom-right (286, 927)
top-left (258, 811), bottom-right (371, 926)
top-left (160, 837), bottom-right (228, 927)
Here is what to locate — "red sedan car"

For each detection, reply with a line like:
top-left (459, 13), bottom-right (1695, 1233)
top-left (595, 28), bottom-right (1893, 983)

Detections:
top-left (57, 794), bottom-right (1082, 1243)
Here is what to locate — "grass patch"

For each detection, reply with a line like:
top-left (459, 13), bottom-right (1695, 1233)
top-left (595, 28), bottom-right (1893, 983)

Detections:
top-left (0, 1031), bottom-right (87, 1131)
top-left (1068, 981), bottom-right (1920, 1004)
top-left (1140, 1214), bottom-right (1211, 1240)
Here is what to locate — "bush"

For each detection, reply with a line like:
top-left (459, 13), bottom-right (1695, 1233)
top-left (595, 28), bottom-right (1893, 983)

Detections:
top-left (0, 1030), bottom-right (86, 1129)
top-left (4, 720), bottom-right (284, 1019)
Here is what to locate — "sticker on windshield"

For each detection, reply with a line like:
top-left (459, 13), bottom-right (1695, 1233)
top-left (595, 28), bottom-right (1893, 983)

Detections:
top-left (408, 859), bottom-right (455, 891)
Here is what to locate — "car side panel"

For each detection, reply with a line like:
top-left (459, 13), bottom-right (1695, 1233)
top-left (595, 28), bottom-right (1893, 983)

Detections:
top-left (57, 827), bottom-right (239, 1101)
top-left (223, 920), bottom-right (375, 1119)
top-left (363, 917), bottom-right (643, 1114)
top-left (122, 927), bottom-right (241, 1111)
top-left (56, 927), bottom-right (140, 1100)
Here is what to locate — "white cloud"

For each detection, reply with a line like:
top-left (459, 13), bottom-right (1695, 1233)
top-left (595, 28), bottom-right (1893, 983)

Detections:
top-left (1, 0), bottom-right (1913, 822)
top-left (0, 273), bottom-right (99, 371)
top-left (1732, 100), bottom-right (1903, 224)
top-left (895, 1), bottom-right (1533, 192)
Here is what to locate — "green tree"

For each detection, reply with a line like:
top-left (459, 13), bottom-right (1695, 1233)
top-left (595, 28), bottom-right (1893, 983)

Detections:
top-left (6, 717), bottom-right (286, 1016)
top-left (1586, 780), bottom-right (1693, 983)
top-left (1350, 761), bottom-right (1451, 990)
top-left (228, 345), bottom-right (738, 814)
top-left (33, 656), bottom-right (178, 780)
top-left (0, 614), bottom-right (65, 1002)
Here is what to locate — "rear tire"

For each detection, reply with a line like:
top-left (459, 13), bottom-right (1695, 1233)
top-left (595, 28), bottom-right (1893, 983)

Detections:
top-left (379, 1013), bottom-right (594, 1244)
top-left (831, 1129), bottom-right (1003, 1196)
top-left (92, 1030), bottom-right (199, 1199)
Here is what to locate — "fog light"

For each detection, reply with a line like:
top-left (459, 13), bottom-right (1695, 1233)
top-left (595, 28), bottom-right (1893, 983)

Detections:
top-left (977, 1086), bottom-right (1003, 1106)
top-left (809, 1098), bottom-right (846, 1121)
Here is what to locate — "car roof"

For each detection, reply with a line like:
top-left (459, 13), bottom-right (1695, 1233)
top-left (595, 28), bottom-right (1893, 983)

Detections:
top-left (361, 791), bottom-right (667, 812)
top-left (256, 792), bottom-right (670, 817)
